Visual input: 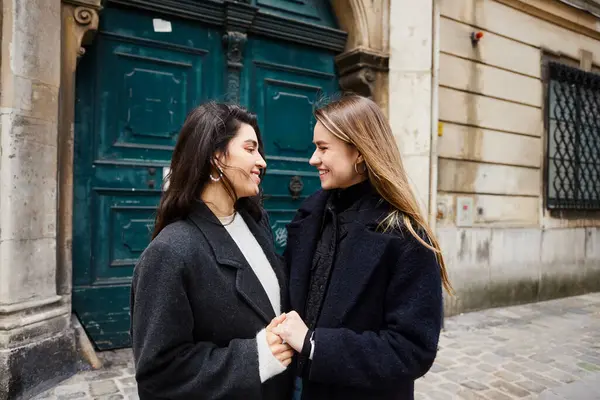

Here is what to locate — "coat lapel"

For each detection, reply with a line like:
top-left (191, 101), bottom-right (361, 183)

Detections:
top-left (294, 193), bottom-right (390, 326)
top-left (240, 211), bottom-right (289, 314)
top-left (188, 202), bottom-right (276, 324)
top-left (317, 220), bottom-right (388, 326)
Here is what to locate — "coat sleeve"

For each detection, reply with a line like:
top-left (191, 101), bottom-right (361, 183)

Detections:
top-left (308, 232), bottom-right (443, 389)
top-left (130, 240), bottom-right (262, 399)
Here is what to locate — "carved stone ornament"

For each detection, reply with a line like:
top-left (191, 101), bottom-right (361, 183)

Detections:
top-left (74, 6), bottom-right (94, 25)
top-left (223, 31), bottom-right (248, 103)
top-left (335, 48), bottom-right (389, 98)
top-left (62, 0), bottom-right (102, 61)
top-left (338, 68), bottom-right (377, 98)
top-left (226, 74), bottom-right (241, 103)
top-left (223, 31), bottom-right (247, 69)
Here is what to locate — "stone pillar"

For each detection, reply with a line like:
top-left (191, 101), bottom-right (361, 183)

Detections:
top-left (388, 0), bottom-right (437, 219)
top-left (0, 1), bottom-right (76, 398)
top-left (56, 0), bottom-right (101, 298)
top-left (330, 0), bottom-right (390, 115)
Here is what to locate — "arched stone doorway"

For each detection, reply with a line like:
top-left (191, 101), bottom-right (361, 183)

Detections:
top-left (58, 0), bottom-right (390, 350)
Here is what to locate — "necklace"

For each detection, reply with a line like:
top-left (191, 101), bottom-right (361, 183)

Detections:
top-left (218, 212), bottom-right (237, 226)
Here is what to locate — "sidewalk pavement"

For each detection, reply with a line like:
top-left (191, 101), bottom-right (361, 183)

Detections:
top-left (32, 292), bottom-right (600, 400)
top-left (539, 373), bottom-right (600, 400)
top-left (415, 292), bottom-right (600, 400)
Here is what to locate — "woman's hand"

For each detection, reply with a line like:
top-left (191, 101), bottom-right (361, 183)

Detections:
top-left (266, 314), bottom-right (294, 366)
top-left (272, 311), bottom-right (308, 353)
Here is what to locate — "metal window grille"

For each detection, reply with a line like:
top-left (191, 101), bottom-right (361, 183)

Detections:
top-left (546, 61), bottom-right (600, 210)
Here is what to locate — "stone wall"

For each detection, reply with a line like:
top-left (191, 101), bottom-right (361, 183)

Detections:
top-left (439, 227), bottom-right (600, 316)
top-left (434, 0), bottom-right (600, 315)
top-left (388, 0), bottom-right (436, 217)
top-left (0, 1), bottom-right (75, 399)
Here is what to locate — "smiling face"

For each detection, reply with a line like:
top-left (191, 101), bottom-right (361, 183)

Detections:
top-left (218, 123), bottom-right (266, 198)
top-left (309, 121), bottom-right (365, 190)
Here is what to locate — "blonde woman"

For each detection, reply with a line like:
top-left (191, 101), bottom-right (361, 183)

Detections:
top-left (272, 95), bottom-right (452, 400)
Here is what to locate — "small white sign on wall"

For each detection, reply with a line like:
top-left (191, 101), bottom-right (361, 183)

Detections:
top-left (163, 167), bottom-right (171, 191)
top-left (456, 196), bottom-right (475, 227)
top-left (153, 18), bottom-right (172, 33)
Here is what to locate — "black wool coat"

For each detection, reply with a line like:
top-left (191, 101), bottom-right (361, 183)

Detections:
top-left (285, 189), bottom-right (443, 400)
top-left (130, 201), bottom-right (292, 400)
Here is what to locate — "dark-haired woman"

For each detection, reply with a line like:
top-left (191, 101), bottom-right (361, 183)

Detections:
top-left (130, 102), bottom-right (293, 400)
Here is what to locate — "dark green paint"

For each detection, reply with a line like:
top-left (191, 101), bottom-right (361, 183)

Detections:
top-left (242, 37), bottom-right (338, 253)
top-left (249, 0), bottom-right (338, 26)
top-left (74, 1), bottom-right (339, 349)
top-left (73, 5), bottom-right (224, 350)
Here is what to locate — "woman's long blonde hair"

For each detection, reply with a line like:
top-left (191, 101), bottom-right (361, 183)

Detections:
top-left (315, 95), bottom-right (453, 294)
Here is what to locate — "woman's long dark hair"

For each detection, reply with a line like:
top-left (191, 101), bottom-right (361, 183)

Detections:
top-left (152, 102), bottom-right (265, 239)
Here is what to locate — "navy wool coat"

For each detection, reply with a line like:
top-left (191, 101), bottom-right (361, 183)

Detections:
top-left (130, 201), bottom-right (292, 400)
top-left (285, 189), bottom-right (443, 400)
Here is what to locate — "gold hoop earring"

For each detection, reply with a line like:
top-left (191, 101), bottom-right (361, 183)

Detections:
top-left (354, 162), bottom-right (367, 175)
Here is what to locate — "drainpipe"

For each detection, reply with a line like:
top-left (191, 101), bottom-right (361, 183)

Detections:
top-left (429, 0), bottom-right (444, 328)
top-left (429, 0), bottom-right (440, 231)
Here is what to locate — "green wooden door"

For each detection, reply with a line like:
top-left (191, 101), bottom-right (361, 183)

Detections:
top-left (72, 4), bottom-right (223, 349)
top-left (242, 38), bottom-right (339, 253)
top-left (73, 0), bottom-right (342, 350)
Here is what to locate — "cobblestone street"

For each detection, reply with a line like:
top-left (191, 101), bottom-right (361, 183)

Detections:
top-left (33, 293), bottom-right (600, 400)
top-left (416, 293), bottom-right (600, 400)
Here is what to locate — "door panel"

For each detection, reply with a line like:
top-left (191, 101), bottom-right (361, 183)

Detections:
top-left (243, 38), bottom-right (339, 252)
top-left (248, 0), bottom-right (337, 26)
top-left (95, 37), bottom-right (203, 160)
top-left (73, 5), bottom-right (223, 349)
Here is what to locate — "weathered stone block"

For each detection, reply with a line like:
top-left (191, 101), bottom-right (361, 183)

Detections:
top-left (3, 77), bottom-right (60, 122)
top-left (0, 307), bottom-right (69, 349)
top-left (585, 227), bottom-right (600, 261)
top-left (539, 260), bottom-right (600, 301)
top-left (488, 229), bottom-right (541, 306)
top-left (388, 71), bottom-right (433, 156)
top-left (0, 329), bottom-right (76, 400)
top-left (401, 154), bottom-right (431, 210)
top-left (438, 228), bottom-right (493, 315)
top-left (0, 113), bottom-right (57, 242)
top-left (13, 0), bottom-right (61, 86)
top-left (89, 380), bottom-right (118, 397)
top-left (489, 229), bottom-right (541, 267)
top-left (389, 0), bottom-right (432, 72)
top-left (0, 238), bottom-right (56, 304)
top-left (541, 229), bottom-right (586, 265)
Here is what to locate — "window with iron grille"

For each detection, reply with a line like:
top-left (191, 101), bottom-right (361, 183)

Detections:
top-left (546, 61), bottom-right (600, 210)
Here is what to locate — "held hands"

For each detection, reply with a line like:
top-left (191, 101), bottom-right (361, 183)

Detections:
top-left (272, 311), bottom-right (309, 353)
top-left (266, 313), bottom-right (294, 366)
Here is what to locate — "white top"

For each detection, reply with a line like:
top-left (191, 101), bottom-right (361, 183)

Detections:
top-left (219, 213), bottom-right (281, 315)
top-left (218, 213), bottom-right (286, 382)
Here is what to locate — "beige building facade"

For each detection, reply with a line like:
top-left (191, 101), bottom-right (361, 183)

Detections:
top-left (388, 0), bottom-right (600, 316)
